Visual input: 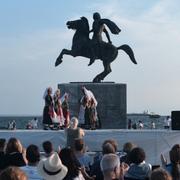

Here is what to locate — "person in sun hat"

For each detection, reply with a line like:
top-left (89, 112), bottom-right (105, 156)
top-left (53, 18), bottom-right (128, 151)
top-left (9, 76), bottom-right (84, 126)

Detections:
top-left (37, 152), bottom-right (68, 180)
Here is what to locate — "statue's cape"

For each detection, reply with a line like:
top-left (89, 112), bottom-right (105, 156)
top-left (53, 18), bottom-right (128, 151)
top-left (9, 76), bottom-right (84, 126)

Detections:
top-left (100, 19), bottom-right (121, 34)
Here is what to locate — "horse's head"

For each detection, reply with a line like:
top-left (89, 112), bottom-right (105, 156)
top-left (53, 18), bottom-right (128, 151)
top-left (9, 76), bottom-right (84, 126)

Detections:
top-left (66, 20), bottom-right (78, 30)
top-left (66, 17), bottom-right (89, 35)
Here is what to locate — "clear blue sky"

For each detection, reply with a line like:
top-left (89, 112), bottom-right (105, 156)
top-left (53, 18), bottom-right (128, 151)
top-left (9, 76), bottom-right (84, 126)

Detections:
top-left (0, 0), bottom-right (180, 115)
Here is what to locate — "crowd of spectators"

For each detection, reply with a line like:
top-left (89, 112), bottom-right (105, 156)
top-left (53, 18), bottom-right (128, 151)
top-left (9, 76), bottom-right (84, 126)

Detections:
top-left (0, 117), bottom-right (178, 180)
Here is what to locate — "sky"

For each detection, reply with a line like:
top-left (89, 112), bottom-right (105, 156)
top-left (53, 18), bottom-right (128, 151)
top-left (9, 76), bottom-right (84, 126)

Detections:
top-left (0, 0), bottom-right (180, 116)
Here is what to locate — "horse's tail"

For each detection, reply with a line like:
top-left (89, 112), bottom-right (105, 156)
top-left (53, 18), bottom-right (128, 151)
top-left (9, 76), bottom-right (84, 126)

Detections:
top-left (117, 44), bottom-right (137, 64)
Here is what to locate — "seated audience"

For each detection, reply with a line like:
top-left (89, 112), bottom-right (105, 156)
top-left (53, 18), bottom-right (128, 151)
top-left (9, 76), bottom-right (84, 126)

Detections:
top-left (59, 147), bottom-right (85, 180)
top-left (163, 144), bottom-right (180, 180)
top-left (37, 152), bottom-right (68, 180)
top-left (0, 166), bottom-right (27, 180)
top-left (74, 138), bottom-right (92, 172)
top-left (103, 139), bottom-right (118, 153)
top-left (0, 138), bottom-right (6, 171)
top-left (21, 144), bottom-right (43, 179)
top-left (66, 117), bottom-right (85, 150)
top-left (150, 168), bottom-right (172, 180)
top-left (100, 153), bottom-right (124, 180)
top-left (90, 139), bottom-right (117, 180)
top-left (120, 142), bottom-right (136, 165)
top-left (5, 138), bottom-right (27, 168)
top-left (125, 147), bottom-right (152, 180)
top-left (42, 140), bottom-right (54, 158)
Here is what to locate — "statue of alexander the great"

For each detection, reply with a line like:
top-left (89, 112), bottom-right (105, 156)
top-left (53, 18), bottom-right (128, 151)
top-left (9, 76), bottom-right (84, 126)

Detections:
top-left (55, 13), bottom-right (137, 82)
top-left (88, 12), bottom-right (121, 66)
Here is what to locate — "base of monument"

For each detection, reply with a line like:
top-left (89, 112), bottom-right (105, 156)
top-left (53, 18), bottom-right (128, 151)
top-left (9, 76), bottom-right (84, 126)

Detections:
top-left (58, 82), bottom-right (127, 129)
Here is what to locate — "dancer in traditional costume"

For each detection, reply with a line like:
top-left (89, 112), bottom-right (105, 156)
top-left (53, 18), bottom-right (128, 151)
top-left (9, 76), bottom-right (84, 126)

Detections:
top-left (89, 98), bottom-right (98, 130)
top-left (81, 86), bottom-right (98, 129)
top-left (43, 87), bottom-right (54, 130)
top-left (61, 93), bottom-right (70, 128)
top-left (53, 89), bottom-right (64, 129)
top-left (78, 96), bottom-right (88, 127)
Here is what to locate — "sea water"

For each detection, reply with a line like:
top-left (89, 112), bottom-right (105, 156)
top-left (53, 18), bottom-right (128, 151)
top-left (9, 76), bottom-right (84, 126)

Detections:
top-left (0, 114), bottom-right (167, 129)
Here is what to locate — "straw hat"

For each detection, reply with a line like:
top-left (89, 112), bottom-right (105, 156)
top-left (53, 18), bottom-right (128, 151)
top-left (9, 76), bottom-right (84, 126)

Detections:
top-left (37, 152), bottom-right (68, 180)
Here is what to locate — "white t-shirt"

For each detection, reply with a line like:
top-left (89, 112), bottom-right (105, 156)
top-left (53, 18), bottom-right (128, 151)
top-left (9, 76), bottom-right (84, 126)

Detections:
top-left (139, 122), bottom-right (144, 129)
top-left (151, 122), bottom-right (155, 129)
top-left (164, 118), bottom-right (171, 126)
top-left (31, 119), bottom-right (38, 129)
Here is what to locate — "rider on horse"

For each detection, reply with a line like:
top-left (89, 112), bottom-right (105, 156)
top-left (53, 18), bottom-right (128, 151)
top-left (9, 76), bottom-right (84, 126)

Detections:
top-left (88, 12), bottom-right (115, 66)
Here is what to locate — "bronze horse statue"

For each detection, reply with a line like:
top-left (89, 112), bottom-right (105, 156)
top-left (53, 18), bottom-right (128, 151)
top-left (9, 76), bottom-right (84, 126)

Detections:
top-left (55, 17), bottom-right (137, 82)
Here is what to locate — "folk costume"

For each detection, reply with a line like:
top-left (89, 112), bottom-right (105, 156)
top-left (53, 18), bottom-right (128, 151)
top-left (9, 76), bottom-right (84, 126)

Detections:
top-left (82, 87), bottom-right (98, 129)
top-left (61, 93), bottom-right (70, 128)
top-left (43, 88), bottom-right (53, 127)
top-left (53, 90), bottom-right (64, 128)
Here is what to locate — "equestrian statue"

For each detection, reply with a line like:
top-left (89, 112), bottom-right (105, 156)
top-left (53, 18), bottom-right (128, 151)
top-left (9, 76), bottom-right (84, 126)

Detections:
top-left (55, 12), bottom-right (137, 83)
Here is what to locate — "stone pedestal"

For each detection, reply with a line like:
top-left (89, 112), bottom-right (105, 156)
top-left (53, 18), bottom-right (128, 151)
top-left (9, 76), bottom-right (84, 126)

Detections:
top-left (58, 82), bottom-right (126, 129)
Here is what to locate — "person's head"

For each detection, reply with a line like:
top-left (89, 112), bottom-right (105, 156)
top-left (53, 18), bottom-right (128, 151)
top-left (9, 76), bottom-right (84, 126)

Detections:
top-left (0, 138), bottom-right (6, 151)
top-left (129, 147), bottom-right (146, 164)
top-left (55, 89), bottom-right (60, 96)
top-left (37, 152), bottom-right (67, 180)
top-left (170, 144), bottom-right (180, 164)
top-left (47, 87), bottom-right (52, 95)
top-left (64, 93), bottom-right (69, 100)
top-left (0, 166), bottom-right (27, 180)
top-left (59, 147), bottom-right (80, 178)
top-left (169, 144), bottom-right (180, 179)
top-left (70, 117), bottom-right (79, 129)
top-left (42, 141), bottom-right (54, 156)
top-left (102, 142), bottom-right (116, 155)
top-left (26, 144), bottom-right (40, 165)
top-left (151, 168), bottom-right (172, 180)
top-left (74, 138), bottom-right (84, 152)
top-left (102, 139), bottom-right (118, 153)
top-left (6, 138), bottom-right (23, 154)
top-left (100, 153), bottom-right (121, 179)
top-left (123, 142), bottom-right (136, 154)
top-left (93, 12), bottom-right (101, 20)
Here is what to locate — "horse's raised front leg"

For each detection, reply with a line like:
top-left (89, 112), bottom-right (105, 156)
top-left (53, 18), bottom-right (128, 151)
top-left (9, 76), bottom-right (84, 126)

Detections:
top-left (93, 62), bottom-right (112, 83)
top-left (55, 49), bottom-right (73, 67)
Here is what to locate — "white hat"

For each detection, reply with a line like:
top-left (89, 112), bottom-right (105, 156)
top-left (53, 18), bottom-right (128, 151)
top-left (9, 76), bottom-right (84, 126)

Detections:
top-left (37, 152), bottom-right (68, 180)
